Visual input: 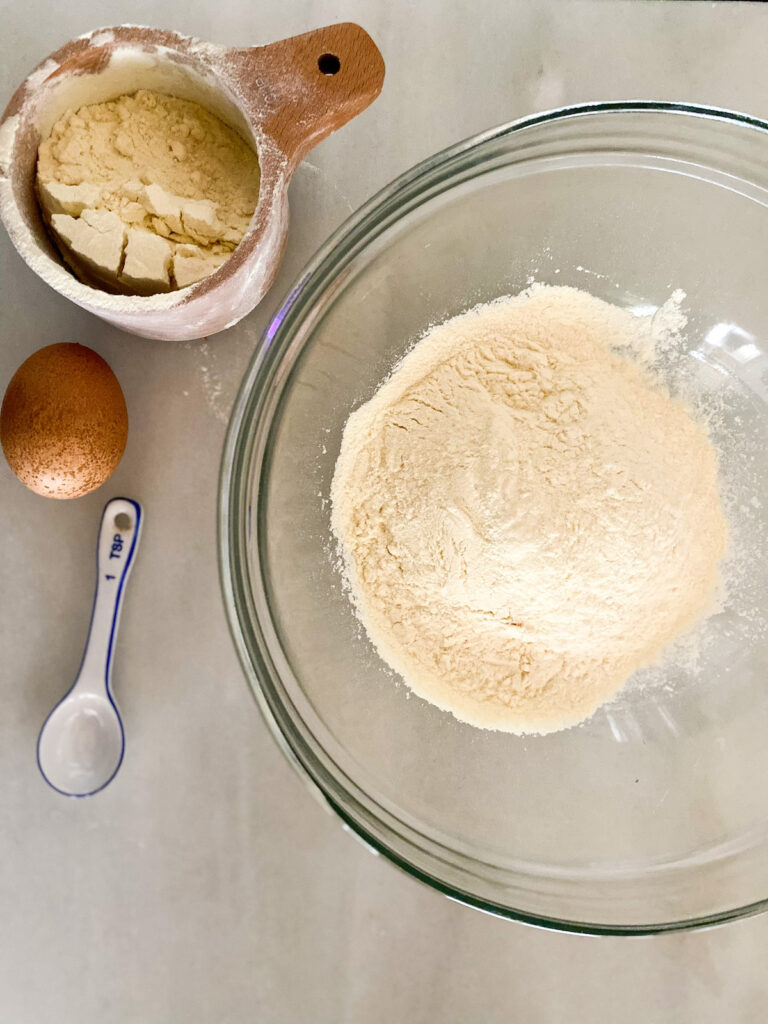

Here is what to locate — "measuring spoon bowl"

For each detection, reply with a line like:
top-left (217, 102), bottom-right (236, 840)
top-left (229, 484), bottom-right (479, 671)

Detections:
top-left (38, 691), bottom-right (124, 797)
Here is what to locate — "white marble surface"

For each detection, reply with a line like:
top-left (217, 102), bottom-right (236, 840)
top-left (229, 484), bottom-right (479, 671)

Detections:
top-left (1, 1), bottom-right (768, 1020)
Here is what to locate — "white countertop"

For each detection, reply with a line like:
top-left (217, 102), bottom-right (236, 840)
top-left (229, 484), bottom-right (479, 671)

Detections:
top-left (2, 1), bottom-right (767, 1020)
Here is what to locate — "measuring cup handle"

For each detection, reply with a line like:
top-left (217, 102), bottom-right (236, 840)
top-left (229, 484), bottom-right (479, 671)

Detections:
top-left (227, 23), bottom-right (385, 173)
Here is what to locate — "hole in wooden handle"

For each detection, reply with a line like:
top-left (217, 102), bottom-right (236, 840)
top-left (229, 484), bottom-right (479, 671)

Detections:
top-left (317, 52), bottom-right (341, 75)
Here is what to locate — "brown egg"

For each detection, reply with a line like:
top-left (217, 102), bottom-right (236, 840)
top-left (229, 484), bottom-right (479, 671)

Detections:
top-left (0, 343), bottom-right (128, 499)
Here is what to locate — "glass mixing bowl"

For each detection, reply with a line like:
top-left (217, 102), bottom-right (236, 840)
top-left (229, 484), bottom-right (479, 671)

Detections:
top-left (220, 103), bottom-right (768, 934)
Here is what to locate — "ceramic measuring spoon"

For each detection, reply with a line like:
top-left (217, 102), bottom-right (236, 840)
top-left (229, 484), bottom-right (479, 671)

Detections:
top-left (37, 498), bottom-right (142, 797)
top-left (0, 23), bottom-right (385, 341)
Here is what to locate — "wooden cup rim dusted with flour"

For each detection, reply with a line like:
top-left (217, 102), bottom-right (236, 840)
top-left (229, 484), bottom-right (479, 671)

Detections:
top-left (0, 23), bottom-right (385, 341)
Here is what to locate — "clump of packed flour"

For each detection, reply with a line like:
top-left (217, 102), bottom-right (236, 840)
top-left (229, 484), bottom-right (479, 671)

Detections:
top-left (330, 285), bottom-right (728, 734)
top-left (36, 89), bottom-right (260, 293)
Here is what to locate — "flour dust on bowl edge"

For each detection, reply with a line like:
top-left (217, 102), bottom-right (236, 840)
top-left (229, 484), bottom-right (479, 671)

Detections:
top-left (219, 104), bottom-right (768, 934)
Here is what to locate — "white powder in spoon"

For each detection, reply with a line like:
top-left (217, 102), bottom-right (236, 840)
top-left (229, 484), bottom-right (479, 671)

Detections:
top-left (330, 285), bottom-right (728, 734)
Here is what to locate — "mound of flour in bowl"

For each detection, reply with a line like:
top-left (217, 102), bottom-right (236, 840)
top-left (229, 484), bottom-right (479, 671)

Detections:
top-left (330, 285), bottom-right (728, 734)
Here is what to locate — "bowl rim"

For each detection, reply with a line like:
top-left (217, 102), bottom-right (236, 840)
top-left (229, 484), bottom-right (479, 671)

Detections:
top-left (219, 100), bottom-right (768, 935)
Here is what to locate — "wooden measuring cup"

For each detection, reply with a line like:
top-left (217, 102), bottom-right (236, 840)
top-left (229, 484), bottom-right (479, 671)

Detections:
top-left (0, 24), bottom-right (385, 341)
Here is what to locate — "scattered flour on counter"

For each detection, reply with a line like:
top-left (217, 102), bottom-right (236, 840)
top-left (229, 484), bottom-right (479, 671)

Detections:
top-left (330, 285), bottom-right (728, 734)
top-left (197, 341), bottom-right (229, 425)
